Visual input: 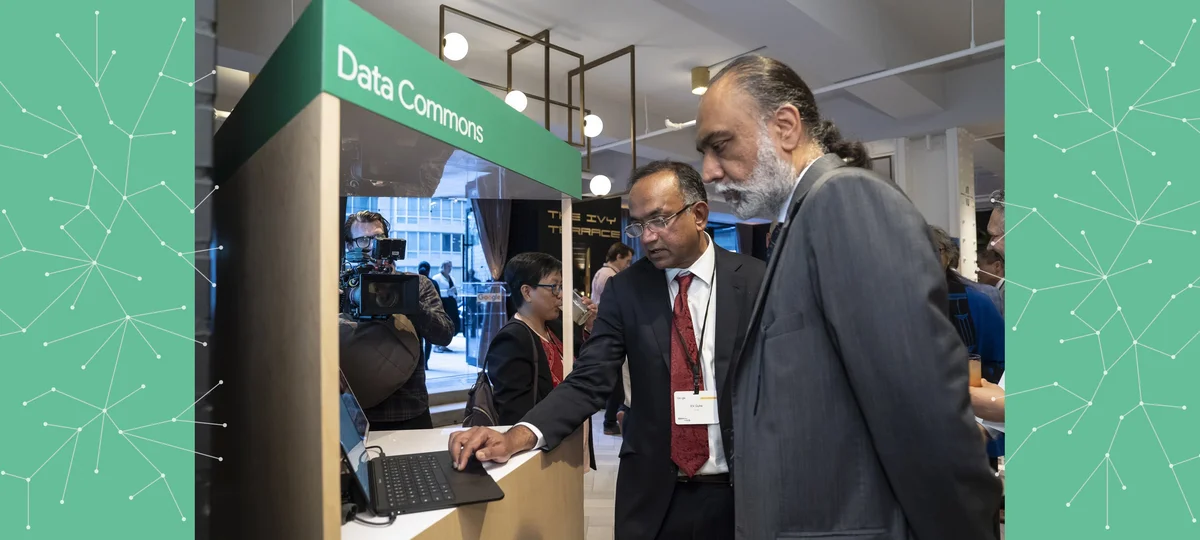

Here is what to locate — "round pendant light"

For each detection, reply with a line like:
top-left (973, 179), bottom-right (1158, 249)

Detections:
top-left (505, 90), bottom-right (528, 112)
top-left (583, 114), bottom-right (604, 138)
top-left (443, 32), bottom-right (469, 61)
top-left (589, 174), bottom-right (612, 196)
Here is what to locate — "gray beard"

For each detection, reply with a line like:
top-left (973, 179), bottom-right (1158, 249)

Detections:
top-left (716, 131), bottom-right (798, 220)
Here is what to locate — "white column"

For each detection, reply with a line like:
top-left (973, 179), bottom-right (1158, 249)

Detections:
top-left (886, 129), bottom-right (977, 276)
top-left (946, 127), bottom-right (977, 277)
top-left (560, 197), bottom-right (575, 374)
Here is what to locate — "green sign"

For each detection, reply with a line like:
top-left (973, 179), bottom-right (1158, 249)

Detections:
top-left (1008, 1), bottom-right (1200, 538)
top-left (0, 1), bottom-right (196, 537)
top-left (217, 0), bottom-right (582, 198)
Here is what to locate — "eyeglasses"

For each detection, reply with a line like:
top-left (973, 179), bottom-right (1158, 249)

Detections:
top-left (534, 283), bottom-right (563, 296)
top-left (625, 203), bottom-right (695, 239)
top-left (348, 234), bottom-right (386, 249)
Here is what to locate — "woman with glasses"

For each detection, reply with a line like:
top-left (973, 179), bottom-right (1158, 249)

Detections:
top-left (485, 252), bottom-right (596, 425)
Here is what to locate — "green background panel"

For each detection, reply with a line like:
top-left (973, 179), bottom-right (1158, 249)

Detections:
top-left (1008, 1), bottom-right (1200, 537)
top-left (0, 1), bottom-right (197, 537)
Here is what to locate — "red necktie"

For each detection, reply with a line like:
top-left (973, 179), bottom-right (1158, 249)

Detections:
top-left (670, 273), bottom-right (709, 477)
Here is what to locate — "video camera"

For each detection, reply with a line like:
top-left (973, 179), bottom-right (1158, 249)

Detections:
top-left (340, 238), bottom-right (421, 320)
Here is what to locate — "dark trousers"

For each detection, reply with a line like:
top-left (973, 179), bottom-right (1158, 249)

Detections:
top-left (604, 382), bottom-right (625, 427)
top-left (654, 481), bottom-right (734, 540)
top-left (369, 410), bottom-right (433, 432)
top-left (422, 338), bottom-right (433, 370)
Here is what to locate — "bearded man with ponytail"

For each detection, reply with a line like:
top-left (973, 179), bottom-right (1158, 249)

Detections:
top-left (695, 55), bottom-right (1001, 540)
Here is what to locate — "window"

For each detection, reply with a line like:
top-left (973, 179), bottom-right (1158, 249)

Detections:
top-left (442, 233), bottom-right (452, 252)
top-left (419, 232), bottom-right (430, 252)
top-left (712, 226), bottom-right (739, 253)
top-left (452, 234), bottom-right (463, 253)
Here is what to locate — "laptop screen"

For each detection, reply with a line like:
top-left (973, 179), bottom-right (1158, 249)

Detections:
top-left (339, 371), bottom-right (372, 506)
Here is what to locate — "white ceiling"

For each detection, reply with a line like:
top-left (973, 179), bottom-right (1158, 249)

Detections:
top-left (216, 0), bottom-right (1005, 213)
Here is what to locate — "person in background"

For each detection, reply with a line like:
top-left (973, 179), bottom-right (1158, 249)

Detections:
top-left (929, 226), bottom-right (1006, 445)
top-left (339, 211), bottom-right (454, 431)
top-left (450, 161), bottom-right (765, 540)
top-left (931, 226), bottom-right (1006, 384)
top-left (976, 247), bottom-right (1005, 315)
top-left (986, 189), bottom-right (1008, 310)
top-left (432, 260), bottom-right (460, 353)
top-left (465, 268), bottom-right (481, 338)
top-left (417, 261), bottom-right (439, 370)
top-left (981, 188), bottom-right (1009, 524)
top-left (977, 247), bottom-right (1005, 287)
top-left (937, 233), bottom-right (1003, 312)
top-left (593, 242), bottom-right (635, 435)
top-left (695, 54), bottom-right (1000, 539)
top-left (485, 252), bottom-right (596, 424)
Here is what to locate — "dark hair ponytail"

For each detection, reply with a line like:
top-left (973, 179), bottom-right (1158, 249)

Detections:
top-left (816, 120), bottom-right (871, 169)
top-left (710, 56), bottom-right (874, 170)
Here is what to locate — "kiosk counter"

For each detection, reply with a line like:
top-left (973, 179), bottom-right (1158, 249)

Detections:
top-left (343, 427), bottom-right (585, 540)
top-left (210, 1), bottom-right (586, 537)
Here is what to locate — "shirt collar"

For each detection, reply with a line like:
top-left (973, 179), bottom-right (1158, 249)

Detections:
top-left (665, 233), bottom-right (716, 286)
top-left (778, 158), bottom-right (820, 223)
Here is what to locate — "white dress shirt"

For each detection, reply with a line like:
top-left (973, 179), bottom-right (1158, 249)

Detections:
top-left (777, 159), bottom-right (819, 224)
top-left (519, 236), bottom-right (728, 475)
top-left (664, 235), bottom-right (728, 475)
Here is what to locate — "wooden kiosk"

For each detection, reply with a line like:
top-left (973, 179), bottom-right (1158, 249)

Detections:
top-left (211, 1), bottom-right (587, 538)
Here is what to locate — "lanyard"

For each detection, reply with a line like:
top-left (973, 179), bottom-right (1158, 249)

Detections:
top-left (672, 264), bottom-right (717, 394)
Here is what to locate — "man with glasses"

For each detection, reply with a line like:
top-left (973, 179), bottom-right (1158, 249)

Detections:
top-left (340, 211), bottom-right (454, 431)
top-left (449, 161), bottom-right (764, 540)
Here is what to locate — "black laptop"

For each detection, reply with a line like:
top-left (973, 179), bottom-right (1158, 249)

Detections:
top-left (339, 374), bottom-right (504, 517)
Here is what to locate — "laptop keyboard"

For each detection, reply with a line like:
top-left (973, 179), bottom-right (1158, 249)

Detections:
top-left (381, 454), bottom-right (454, 508)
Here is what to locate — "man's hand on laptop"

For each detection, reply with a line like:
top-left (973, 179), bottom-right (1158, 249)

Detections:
top-left (448, 426), bottom-right (538, 471)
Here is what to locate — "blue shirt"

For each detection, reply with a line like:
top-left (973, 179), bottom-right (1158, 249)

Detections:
top-left (949, 281), bottom-right (1006, 458)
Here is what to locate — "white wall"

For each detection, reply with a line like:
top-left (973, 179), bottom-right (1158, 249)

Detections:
top-left (869, 129), bottom-right (977, 275)
top-left (900, 133), bottom-right (952, 231)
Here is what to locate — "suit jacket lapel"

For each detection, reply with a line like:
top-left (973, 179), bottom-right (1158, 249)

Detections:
top-left (736, 154), bottom-right (848, 373)
top-left (634, 263), bottom-right (674, 369)
top-left (714, 248), bottom-right (742, 394)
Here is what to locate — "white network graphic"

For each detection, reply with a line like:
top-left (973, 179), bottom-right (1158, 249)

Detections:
top-left (0, 11), bottom-right (223, 531)
top-left (1003, 9), bottom-right (1200, 531)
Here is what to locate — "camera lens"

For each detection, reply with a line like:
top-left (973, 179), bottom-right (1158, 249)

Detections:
top-left (369, 283), bottom-right (400, 309)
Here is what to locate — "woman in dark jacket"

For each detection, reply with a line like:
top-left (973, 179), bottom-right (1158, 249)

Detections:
top-left (485, 252), bottom-right (595, 424)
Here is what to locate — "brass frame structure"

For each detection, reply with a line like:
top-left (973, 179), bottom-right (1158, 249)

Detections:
top-left (567, 46), bottom-right (635, 172)
top-left (438, 5), bottom-right (637, 175)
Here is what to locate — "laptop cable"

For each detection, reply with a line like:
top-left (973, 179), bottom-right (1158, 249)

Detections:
top-left (351, 446), bottom-right (398, 527)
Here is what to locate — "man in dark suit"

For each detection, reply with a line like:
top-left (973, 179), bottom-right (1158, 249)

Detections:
top-left (695, 54), bottom-right (1001, 540)
top-left (450, 161), bottom-right (765, 540)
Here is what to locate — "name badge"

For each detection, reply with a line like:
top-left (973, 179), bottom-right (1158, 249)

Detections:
top-left (674, 391), bottom-right (719, 425)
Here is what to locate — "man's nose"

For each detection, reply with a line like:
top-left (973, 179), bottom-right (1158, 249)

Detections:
top-left (701, 154), bottom-right (723, 183)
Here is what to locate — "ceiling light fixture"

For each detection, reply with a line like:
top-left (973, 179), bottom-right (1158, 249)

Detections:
top-left (691, 66), bottom-right (709, 95)
top-left (589, 174), bottom-right (612, 196)
top-left (504, 90), bottom-right (528, 112)
top-left (583, 114), bottom-right (604, 138)
top-left (443, 32), bottom-right (469, 61)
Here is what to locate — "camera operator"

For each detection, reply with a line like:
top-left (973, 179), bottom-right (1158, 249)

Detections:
top-left (340, 211), bottom-right (454, 431)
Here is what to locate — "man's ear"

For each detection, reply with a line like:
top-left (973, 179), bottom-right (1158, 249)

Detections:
top-left (773, 104), bottom-right (804, 153)
top-left (692, 201), bottom-right (710, 230)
